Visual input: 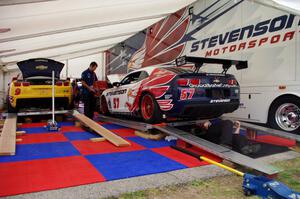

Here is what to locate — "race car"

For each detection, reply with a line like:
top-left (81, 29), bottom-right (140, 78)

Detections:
top-left (100, 56), bottom-right (247, 123)
top-left (7, 58), bottom-right (73, 112)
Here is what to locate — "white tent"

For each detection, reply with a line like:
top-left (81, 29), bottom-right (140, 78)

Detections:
top-left (0, 0), bottom-right (197, 71)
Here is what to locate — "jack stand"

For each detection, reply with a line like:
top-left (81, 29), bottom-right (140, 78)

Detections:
top-left (45, 70), bottom-right (60, 132)
top-left (46, 119), bottom-right (60, 131)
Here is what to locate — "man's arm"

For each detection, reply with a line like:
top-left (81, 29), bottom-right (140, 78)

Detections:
top-left (233, 121), bottom-right (241, 134)
top-left (81, 80), bottom-right (95, 93)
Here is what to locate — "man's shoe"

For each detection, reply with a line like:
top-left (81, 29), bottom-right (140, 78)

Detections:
top-left (240, 144), bottom-right (261, 155)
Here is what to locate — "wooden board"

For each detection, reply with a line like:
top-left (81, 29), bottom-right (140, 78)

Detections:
top-left (16, 131), bottom-right (26, 136)
top-left (90, 137), bottom-right (106, 142)
top-left (135, 130), bottom-right (166, 140)
top-left (73, 111), bottom-right (130, 147)
top-left (0, 114), bottom-right (17, 155)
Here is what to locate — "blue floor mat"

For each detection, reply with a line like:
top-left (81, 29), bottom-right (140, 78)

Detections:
top-left (17, 127), bottom-right (48, 134)
top-left (63, 132), bottom-right (100, 141)
top-left (127, 137), bottom-right (176, 148)
top-left (58, 122), bottom-right (75, 126)
top-left (101, 123), bottom-right (127, 130)
top-left (85, 150), bottom-right (186, 180)
top-left (0, 142), bottom-right (80, 163)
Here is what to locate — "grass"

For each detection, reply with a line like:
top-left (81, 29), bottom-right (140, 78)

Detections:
top-left (115, 157), bottom-right (300, 199)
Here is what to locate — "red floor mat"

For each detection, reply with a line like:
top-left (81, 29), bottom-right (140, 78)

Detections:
top-left (0, 156), bottom-right (105, 197)
top-left (111, 128), bottom-right (136, 137)
top-left (17, 133), bottom-right (68, 145)
top-left (19, 122), bottom-right (47, 128)
top-left (152, 147), bottom-right (209, 167)
top-left (72, 139), bottom-right (146, 155)
top-left (255, 135), bottom-right (296, 147)
top-left (60, 126), bottom-right (85, 133)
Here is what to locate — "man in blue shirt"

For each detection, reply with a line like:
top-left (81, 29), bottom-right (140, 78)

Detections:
top-left (81, 62), bottom-right (98, 119)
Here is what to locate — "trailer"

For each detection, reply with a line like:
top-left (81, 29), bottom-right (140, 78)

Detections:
top-left (105, 0), bottom-right (300, 134)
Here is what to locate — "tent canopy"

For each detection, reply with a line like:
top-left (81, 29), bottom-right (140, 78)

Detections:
top-left (0, 0), bottom-right (197, 70)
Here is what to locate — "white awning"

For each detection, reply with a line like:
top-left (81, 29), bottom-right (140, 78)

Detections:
top-left (0, 0), bottom-right (197, 70)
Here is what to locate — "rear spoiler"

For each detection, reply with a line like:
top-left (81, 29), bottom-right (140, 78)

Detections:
top-left (175, 56), bottom-right (248, 74)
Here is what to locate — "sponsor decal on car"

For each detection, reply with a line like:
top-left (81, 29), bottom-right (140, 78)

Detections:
top-left (106, 89), bottom-right (127, 96)
top-left (190, 83), bottom-right (238, 88)
top-left (210, 99), bottom-right (231, 103)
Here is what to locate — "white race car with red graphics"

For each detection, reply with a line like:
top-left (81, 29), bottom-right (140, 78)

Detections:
top-left (100, 56), bottom-right (247, 123)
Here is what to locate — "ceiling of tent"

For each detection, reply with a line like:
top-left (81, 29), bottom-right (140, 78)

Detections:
top-left (0, 0), bottom-right (197, 71)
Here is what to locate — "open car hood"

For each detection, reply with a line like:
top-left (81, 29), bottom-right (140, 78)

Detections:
top-left (107, 74), bottom-right (126, 83)
top-left (17, 58), bottom-right (64, 79)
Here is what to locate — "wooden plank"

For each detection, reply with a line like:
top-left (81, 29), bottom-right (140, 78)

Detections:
top-left (135, 130), bottom-right (165, 140)
top-left (0, 114), bottom-right (17, 155)
top-left (289, 146), bottom-right (300, 153)
top-left (90, 137), bottom-right (106, 142)
top-left (73, 111), bottom-right (130, 147)
top-left (0, 123), bottom-right (21, 128)
top-left (16, 131), bottom-right (26, 136)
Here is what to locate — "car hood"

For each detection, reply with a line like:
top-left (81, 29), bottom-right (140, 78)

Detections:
top-left (107, 74), bottom-right (126, 83)
top-left (17, 58), bottom-right (64, 79)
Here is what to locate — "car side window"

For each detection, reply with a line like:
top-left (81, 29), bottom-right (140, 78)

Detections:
top-left (138, 71), bottom-right (149, 81)
top-left (120, 71), bottom-right (142, 85)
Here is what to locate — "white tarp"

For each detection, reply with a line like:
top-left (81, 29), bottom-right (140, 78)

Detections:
top-left (0, 0), bottom-right (197, 70)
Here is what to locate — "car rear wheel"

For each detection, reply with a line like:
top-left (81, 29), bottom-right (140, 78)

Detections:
top-left (140, 93), bottom-right (162, 124)
top-left (100, 96), bottom-right (109, 115)
top-left (268, 96), bottom-right (300, 134)
top-left (6, 97), bottom-right (17, 113)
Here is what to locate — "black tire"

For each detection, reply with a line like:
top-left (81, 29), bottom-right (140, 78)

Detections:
top-left (100, 96), bottom-right (110, 116)
top-left (95, 96), bottom-right (100, 113)
top-left (268, 96), bottom-right (300, 134)
top-left (68, 101), bottom-right (74, 110)
top-left (243, 189), bottom-right (252, 196)
top-left (139, 93), bottom-right (162, 124)
top-left (6, 97), bottom-right (17, 113)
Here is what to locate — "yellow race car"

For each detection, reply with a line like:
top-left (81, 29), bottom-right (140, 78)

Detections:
top-left (7, 58), bottom-right (73, 112)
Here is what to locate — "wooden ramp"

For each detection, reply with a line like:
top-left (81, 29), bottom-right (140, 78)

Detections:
top-left (0, 113), bottom-right (17, 155)
top-left (73, 111), bottom-right (130, 147)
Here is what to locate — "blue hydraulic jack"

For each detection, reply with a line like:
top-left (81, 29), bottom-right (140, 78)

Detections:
top-left (172, 146), bottom-right (300, 199)
top-left (243, 173), bottom-right (300, 199)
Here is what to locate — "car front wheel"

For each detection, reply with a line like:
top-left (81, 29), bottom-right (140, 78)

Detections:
top-left (100, 96), bottom-right (110, 116)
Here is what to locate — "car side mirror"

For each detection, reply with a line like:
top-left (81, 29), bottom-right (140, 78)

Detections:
top-left (112, 82), bottom-right (120, 87)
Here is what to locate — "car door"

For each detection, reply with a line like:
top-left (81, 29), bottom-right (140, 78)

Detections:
top-left (106, 71), bottom-right (140, 113)
top-left (116, 71), bottom-right (149, 113)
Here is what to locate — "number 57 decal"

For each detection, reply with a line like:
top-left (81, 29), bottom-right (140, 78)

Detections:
top-left (180, 88), bottom-right (195, 100)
